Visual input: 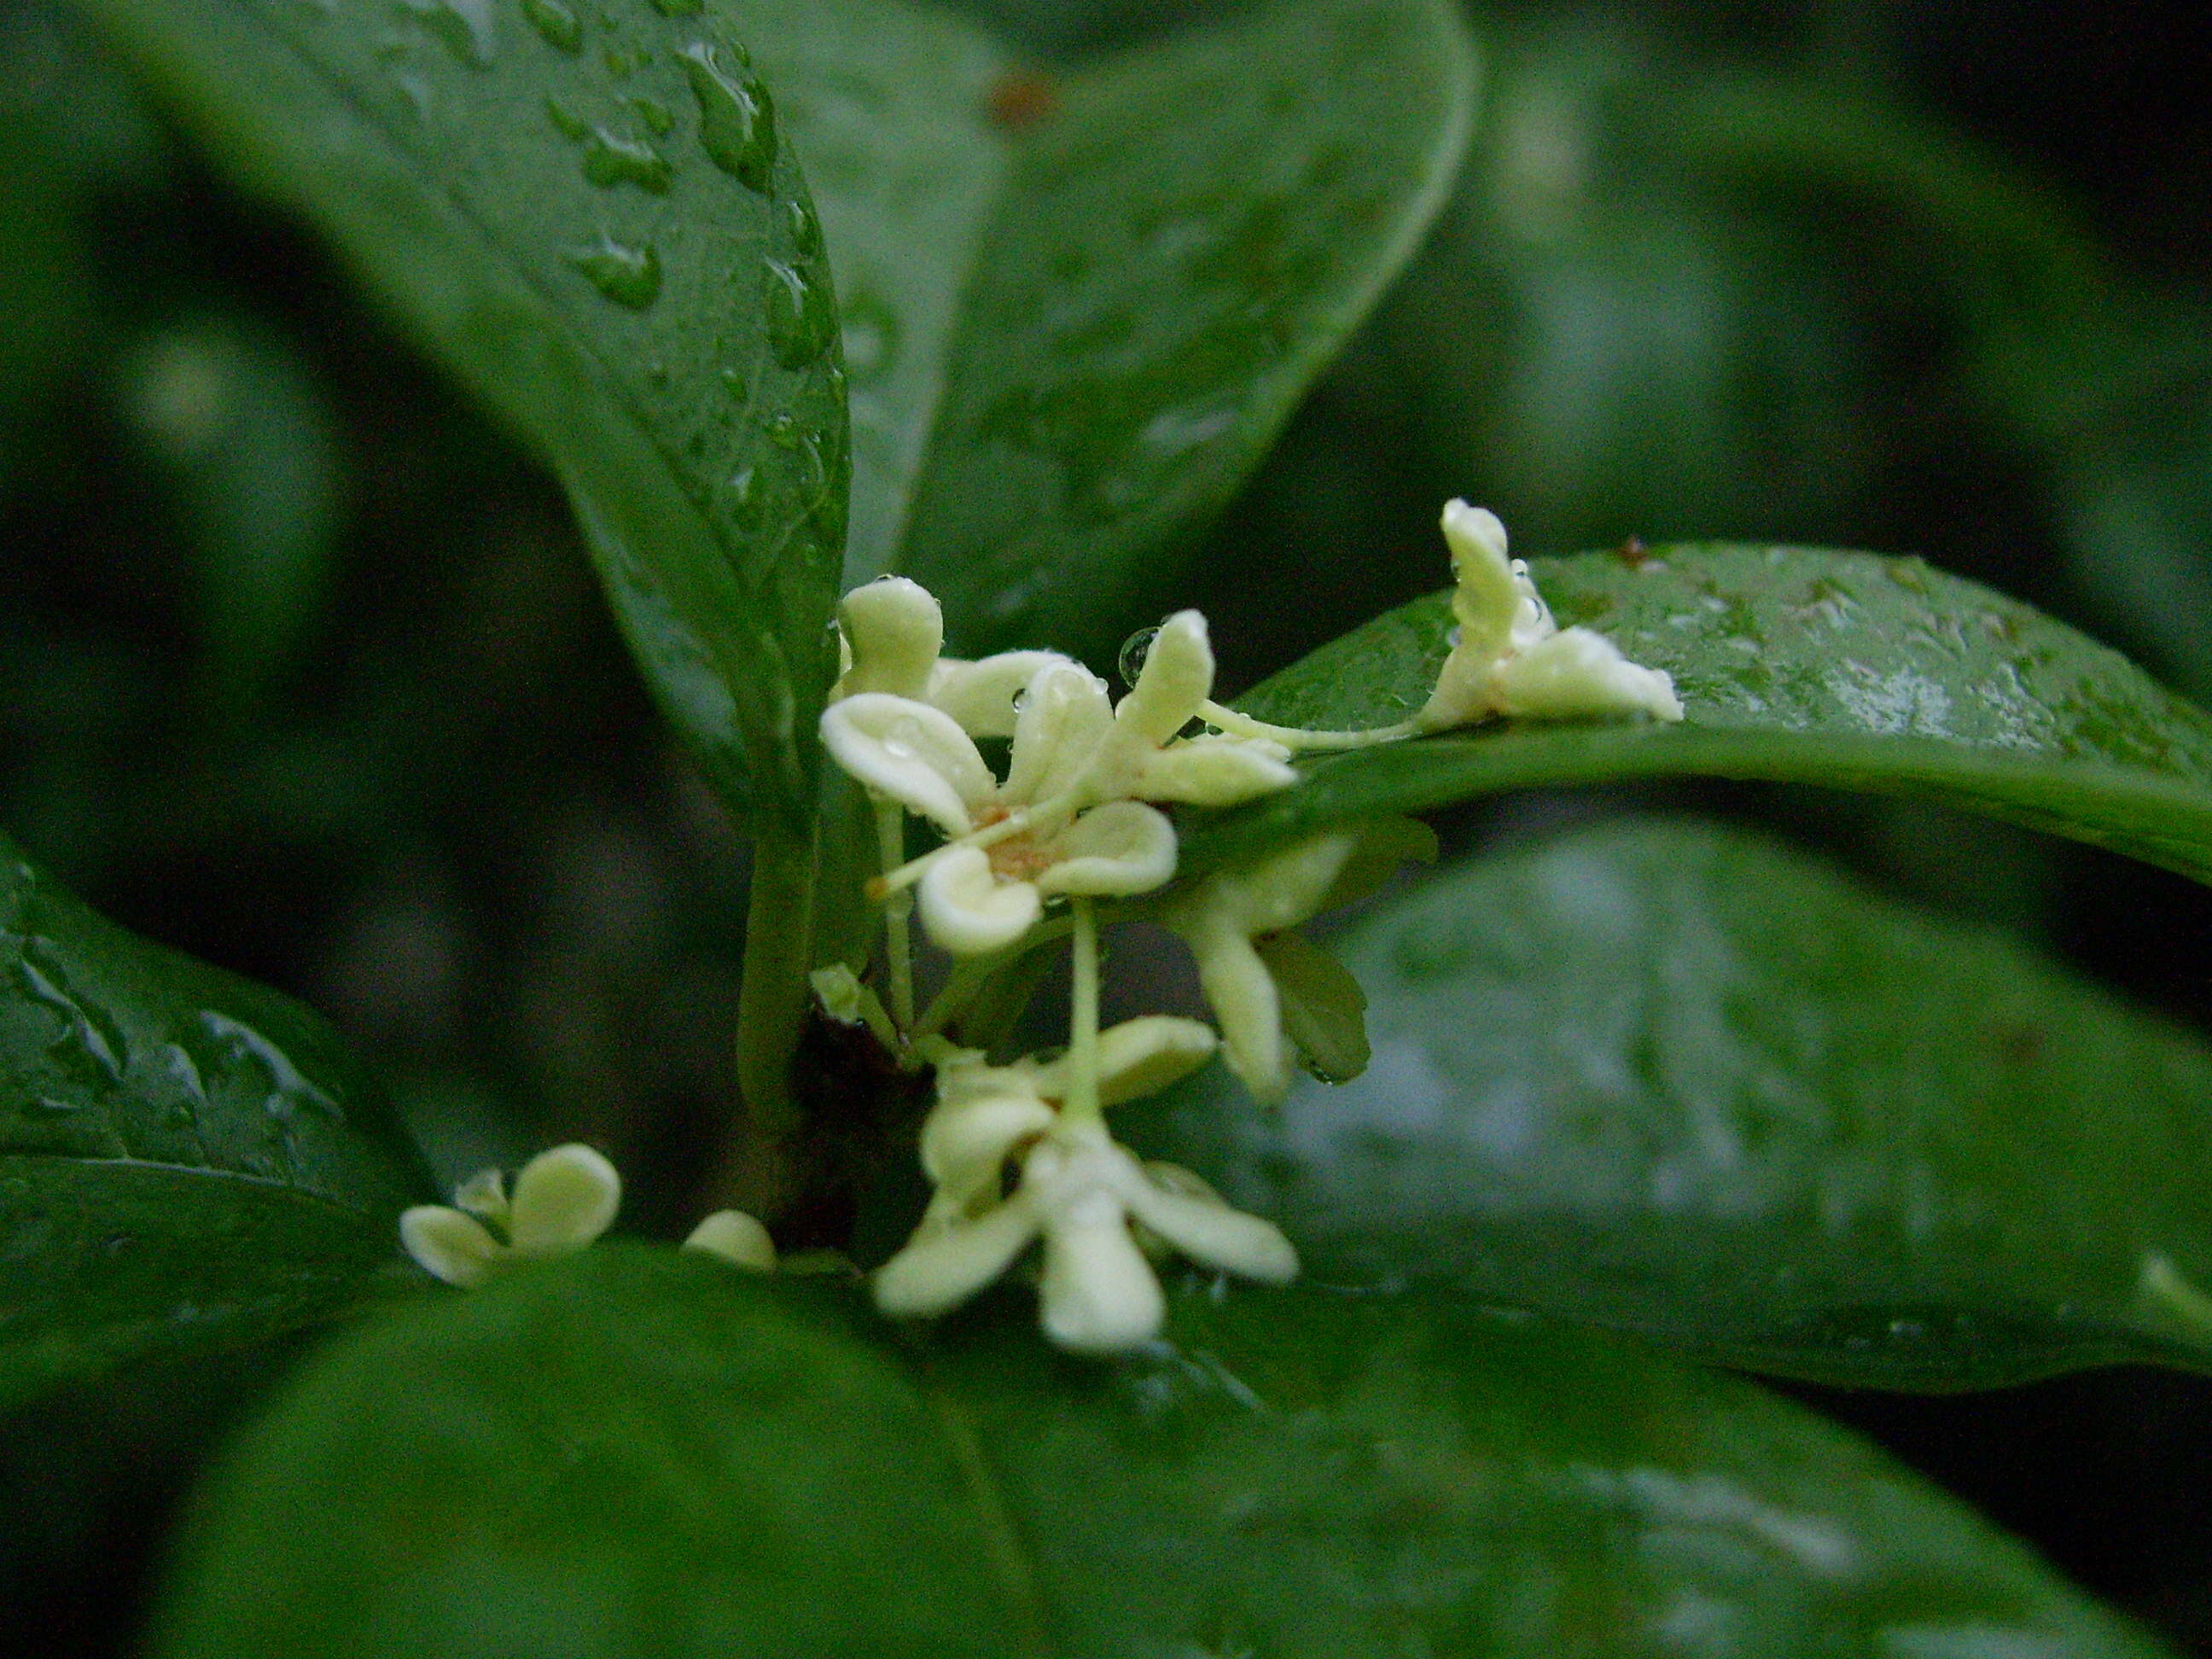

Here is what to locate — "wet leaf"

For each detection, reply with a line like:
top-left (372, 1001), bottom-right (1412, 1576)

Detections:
top-left (0, 836), bottom-right (425, 1409)
top-left (1128, 818), bottom-right (2212, 1389)
top-left (77, 0), bottom-right (849, 829)
top-left (1185, 544), bottom-right (2212, 886)
top-left (150, 1247), bottom-right (2171, 1657)
top-left (736, 0), bottom-right (1476, 658)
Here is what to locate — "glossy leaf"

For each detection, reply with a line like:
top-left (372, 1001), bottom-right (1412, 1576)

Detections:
top-left (0, 836), bottom-right (425, 1409)
top-left (151, 1247), bottom-right (2171, 1657)
top-left (78, 0), bottom-right (849, 829)
top-left (1185, 544), bottom-right (2212, 885)
top-left (1127, 818), bottom-right (2212, 1389)
top-left (736, 0), bottom-right (1476, 657)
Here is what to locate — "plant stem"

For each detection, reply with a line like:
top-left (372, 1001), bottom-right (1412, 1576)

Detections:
top-left (735, 824), bottom-right (816, 1140)
top-left (875, 799), bottom-right (916, 1030)
top-left (1063, 898), bottom-right (1100, 1125)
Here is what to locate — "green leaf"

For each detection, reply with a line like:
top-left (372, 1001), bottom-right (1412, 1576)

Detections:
top-left (0, 836), bottom-right (426, 1410)
top-left (1127, 817), bottom-right (2212, 1389)
top-left (737, 0), bottom-right (1476, 656)
top-left (77, 0), bottom-right (850, 830)
top-left (1185, 544), bottom-right (2212, 886)
top-left (150, 1247), bottom-right (2171, 1658)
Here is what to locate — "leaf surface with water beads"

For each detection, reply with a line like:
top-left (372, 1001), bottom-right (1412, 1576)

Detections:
top-left (730, 0), bottom-right (1476, 659)
top-left (76, 0), bottom-right (849, 830)
top-left (1125, 818), bottom-right (2212, 1390)
top-left (1182, 544), bottom-right (2212, 885)
top-left (0, 838), bottom-right (427, 1411)
top-left (149, 1248), bottom-right (2174, 1658)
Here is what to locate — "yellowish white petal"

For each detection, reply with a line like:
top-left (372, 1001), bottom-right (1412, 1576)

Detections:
top-left (1121, 1170), bottom-right (1299, 1284)
top-left (507, 1143), bottom-right (621, 1254)
top-left (1190, 926), bottom-right (1289, 1103)
top-left (451, 1167), bottom-right (508, 1224)
top-left (684, 1209), bottom-right (777, 1272)
top-left (874, 1198), bottom-right (1044, 1318)
top-left (1003, 661), bottom-right (1114, 805)
top-left (1115, 609), bottom-right (1214, 748)
top-left (1493, 627), bottom-right (1683, 721)
top-left (1091, 1015), bottom-right (1219, 1107)
top-left (1440, 499), bottom-right (1528, 658)
top-left (917, 845), bottom-right (1044, 955)
top-left (1033, 800), bottom-right (1178, 897)
top-left (821, 695), bottom-right (994, 835)
top-left (928, 651), bottom-right (1073, 738)
top-left (1038, 1202), bottom-right (1167, 1354)
top-left (920, 1088), bottom-right (1057, 1208)
top-left (1133, 734), bottom-right (1298, 806)
top-left (837, 577), bottom-right (942, 701)
top-left (399, 1205), bottom-right (507, 1287)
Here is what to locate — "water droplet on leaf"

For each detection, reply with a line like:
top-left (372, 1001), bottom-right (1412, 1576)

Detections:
top-left (678, 40), bottom-right (774, 189)
top-left (565, 235), bottom-right (662, 309)
top-left (393, 0), bottom-right (495, 66)
top-left (627, 96), bottom-right (674, 135)
top-left (648, 0), bottom-right (702, 13)
top-left (544, 96), bottom-right (588, 140)
top-left (521, 0), bottom-right (581, 52)
top-left (783, 198), bottom-right (823, 256)
top-left (765, 258), bottom-right (835, 370)
top-left (581, 126), bottom-right (673, 193)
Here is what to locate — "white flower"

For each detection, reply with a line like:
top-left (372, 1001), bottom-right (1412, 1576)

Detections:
top-left (876, 1017), bottom-right (1289, 1353)
top-left (1414, 501), bottom-right (1683, 731)
top-left (832, 573), bottom-right (1071, 738)
top-left (399, 1144), bottom-right (620, 1288)
top-left (878, 1119), bottom-right (1295, 1355)
top-left (684, 1209), bottom-right (778, 1272)
top-left (1163, 819), bottom-right (1435, 1103)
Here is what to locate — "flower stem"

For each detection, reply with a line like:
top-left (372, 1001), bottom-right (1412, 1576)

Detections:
top-left (1064, 898), bottom-right (1101, 1125)
top-left (874, 799), bottom-right (917, 1030)
top-left (735, 824), bottom-right (815, 1139)
top-left (1197, 699), bottom-right (1417, 751)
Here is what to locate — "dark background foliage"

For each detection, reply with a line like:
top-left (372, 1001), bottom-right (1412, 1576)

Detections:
top-left (3, 0), bottom-right (2210, 1650)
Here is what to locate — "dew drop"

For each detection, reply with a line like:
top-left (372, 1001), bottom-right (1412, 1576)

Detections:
top-left (648, 0), bottom-right (702, 14)
top-left (765, 258), bottom-right (836, 370)
top-left (565, 235), bottom-right (662, 309)
top-left (761, 410), bottom-right (798, 448)
top-left (783, 197), bottom-right (823, 256)
top-left (544, 96), bottom-right (588, 140)
top-left (393, 0), bottom-right (495, 66)
top-left (521, 0), bottom-right (581, 52)
top-left (727, 464), bottom-right (762, 527)
top-left (678, 40), bottom-right (775, 189)
top-left (200, 1010), bottom-right (342, 1121)
top-left (16, 942), bottom-right (128, 1086)
top-left (1119, 626), bottom-right (1161, 687)
top-left (25, 1096), bottom-right (81, 1117)
top-left (627, 95), bottom-right (674, 136)
top-left (582, 126), bottom-right (673, 194)
top-left (601, 44), bottom-right (640, 76)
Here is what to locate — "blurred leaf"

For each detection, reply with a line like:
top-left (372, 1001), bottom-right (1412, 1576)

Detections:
top-left (1131, 817), bottom-right (2212, 1390)
top-left (150, 1247), bottom-right (2171, 1657)
top-left (1185, 544), bottom-right (2212, 887)
top-left (77, 0), bottom-right (848, 830)
top-left (127, 317), bottom-right (344, 717)
top-left (0, 835), bottom-right (425, 1410)
top-left (736, 0), bottom-right (1476, 657)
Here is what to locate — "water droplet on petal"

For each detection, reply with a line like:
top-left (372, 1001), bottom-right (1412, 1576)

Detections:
top-left (581, 126), bottom-right (673, 193)
top-left (521, 0), bottom-right (582, 53)
top-left (566, 235), bottom-right (662, 309)
top-left (1119, 626), bottom-right (1161, 687)
top-left (765, 258), bottom-right (836, 370)
top-left (678, 40), bottom-right (775, 189)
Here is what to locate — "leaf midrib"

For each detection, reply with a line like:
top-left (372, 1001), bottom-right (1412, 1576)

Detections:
top-left (1, 1148), bottom-right (382, 1218)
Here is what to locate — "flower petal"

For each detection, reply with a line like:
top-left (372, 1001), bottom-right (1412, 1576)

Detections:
top-left (1188, 923), bottom-right (1289, 1103)
top-left (874, 1198), bottom-right (1044, 1318)
top-left (837, 577), bottom-right (942, 701)
top-left (399, 1206), bottom-right (507, 1288)
top-left (1122, 1170), bottom-right (1299, 1284)
top-left (1134, 735), bottom-right (1298, 806)
top-left (928, 651), bottom-right (1074, 738)
top-left (508, 1143), bottom-right (621, 1254)
top-left (1440, 499), bottom-right (1523, 658)
top-left (1494, 627), bottom-right (1684, 721)
top-left (1115, 609), bottom-right (1214, 748)
top-left (1037, 1196), bottom-right (1167, 1354)
top-left (1003, 661), bottom-right (1113, 805)
top-left (1033, 800), bottom-right (1178, 897)
top-left (921, 1088), bottom-right (1057, 1205)
top-left (821, 695), bottom-right (995, 836)
top-left (1091, 1015), bottom-right (1219, 1108)
top-left (451, 1167), bottom-right (508, 1224)
top-left (918, 847), bottom-right (1043, 955)
top-left (684, 1210), bottom-right (777, 1272)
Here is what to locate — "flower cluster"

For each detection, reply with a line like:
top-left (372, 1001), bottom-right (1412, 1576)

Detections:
top-left (819, 505), bottom-right (1679, 1352)
top-left (395, 504), bottom-right (1681, 1352)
